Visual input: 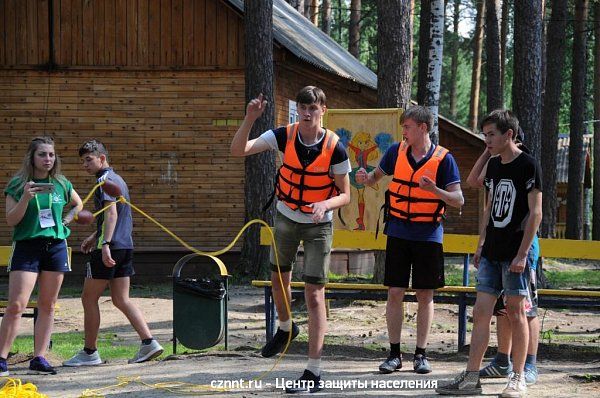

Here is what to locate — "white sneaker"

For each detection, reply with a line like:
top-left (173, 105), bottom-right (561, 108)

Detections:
top-left (501, 372), bottom-right (527, 397)
top-left (63, 350), bottom-right (102, 367)
top-left (128, 340), bottom-right (164, 364)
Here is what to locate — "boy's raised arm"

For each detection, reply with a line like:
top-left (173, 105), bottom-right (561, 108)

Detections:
top-left (230, 94), bottom-right (271, 157)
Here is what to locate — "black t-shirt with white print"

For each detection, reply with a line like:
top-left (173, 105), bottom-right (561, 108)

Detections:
top-left (481, 152), bottom-right (542, 261)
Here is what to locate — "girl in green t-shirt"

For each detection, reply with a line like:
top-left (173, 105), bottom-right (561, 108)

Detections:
top-left (0, 136), bottom-right (83, 377)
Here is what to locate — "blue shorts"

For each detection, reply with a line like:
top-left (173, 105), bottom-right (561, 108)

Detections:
top-left (8, 238), bottom-right (70, 273)
top-left (476, 256), bottom-right (530, 297)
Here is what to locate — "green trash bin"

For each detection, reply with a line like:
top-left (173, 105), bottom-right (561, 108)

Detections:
top-left (172, 253), bottom-right (229, 353)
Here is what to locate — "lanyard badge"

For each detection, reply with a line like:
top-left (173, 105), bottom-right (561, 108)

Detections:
top-left (35, 192), bottom-right (56, 229)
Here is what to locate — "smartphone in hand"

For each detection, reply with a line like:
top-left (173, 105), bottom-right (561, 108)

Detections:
top-left (31, 183), bottom-right (55, 193)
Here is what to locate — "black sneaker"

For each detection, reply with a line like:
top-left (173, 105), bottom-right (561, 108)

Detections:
top-left (435, 370), bottom-right (482, 395)
top-left (379, 355), bottom-right (402, 374)
top-left (285, 369), bottom-right (322, 394)
top-left (260, 323), bottom-right (299, 358)
top-left (29, 356), bottom-right (57, 375)
top-left (413, 354), bottom-right (432, 374)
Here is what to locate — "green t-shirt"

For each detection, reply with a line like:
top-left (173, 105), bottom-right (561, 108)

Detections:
top-left (4, 176), bottom-right (73, 241)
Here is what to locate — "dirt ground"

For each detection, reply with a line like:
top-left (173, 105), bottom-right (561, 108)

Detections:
top-left (4, 284), bottom-right (600, 397)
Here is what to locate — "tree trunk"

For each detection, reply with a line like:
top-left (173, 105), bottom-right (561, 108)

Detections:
top-left (593, 1), bottom-right (600, 240)
top-left (377, 0), bottom-right (412, 109)
top-left (512, 0), bottom-right (543, 160)
top-left (417, 0), bottom-right (431, 105)
top-left (500, 0), bottom-right (509, 100)
top-left (349, 0), bottom-right (361, 58)
top-left (337, 0), bottom-right (343, 41)
top-left (485, 0), bottom-right (503, 111)
top-left (243, 0), bottom-right (276, 276)
top-left (468, 0), bottom-right (485, 131)
top-left (374, 0), bottom-right (412, 283)
top-left (540, 0), bottom-right (568, 238)
top-left (424, 0), bottom-right (445, 145)
top-left (566, 0), bottom-right (589, 240)
top-left (449, 0), bottom-right (461, 118)
top-left (310, 0), bottom-right (318, 25)
top-left (321, 0), bottom-right (332, 35)
top-left (294, 0), bottom-right (305, 16)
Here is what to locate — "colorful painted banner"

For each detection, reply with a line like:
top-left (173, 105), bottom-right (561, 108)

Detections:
top-left (323, 108), bottom-right (404, 232)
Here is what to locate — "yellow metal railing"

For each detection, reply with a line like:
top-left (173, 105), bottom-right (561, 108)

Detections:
top-left (260, 228), bottom-right (600, 260)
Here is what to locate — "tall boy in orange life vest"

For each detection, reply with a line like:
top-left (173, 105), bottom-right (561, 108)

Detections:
top-left (230, 86), bottom-right (351, 394)
top-left (356, 106), bottom-right (464, 375)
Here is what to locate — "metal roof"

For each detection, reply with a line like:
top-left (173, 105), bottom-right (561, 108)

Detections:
top-left (226, 0), bottom-right (377, 89)
top-left (556, 134), bottom-right (592, 184)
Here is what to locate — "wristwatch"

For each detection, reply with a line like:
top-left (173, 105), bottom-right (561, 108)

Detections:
top-left (101, 240), bottom-right (111, 246)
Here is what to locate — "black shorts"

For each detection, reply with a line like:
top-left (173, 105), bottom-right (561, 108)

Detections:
top-left (86, 249), bottom-right (135, 280)
top-left (384, 236), bottom-right (445, 289)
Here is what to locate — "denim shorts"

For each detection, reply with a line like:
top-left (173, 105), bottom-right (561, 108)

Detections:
top-left (8, 238), bottom-right (70, 273)
top-left (269, 211), bottom-right (333, 285)
top-left (476, 256), bottom-right (530, 297)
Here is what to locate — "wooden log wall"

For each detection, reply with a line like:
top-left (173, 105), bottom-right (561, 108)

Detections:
top-left (0, 0), bottom-right (244, 68)
top-left (0, 69), bottom-right (246, 251)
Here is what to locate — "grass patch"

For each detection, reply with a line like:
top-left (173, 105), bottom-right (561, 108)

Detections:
top-left (10, 331), bottom-right (184, 361)
top-left (544, 269), bottom-right (600, 288)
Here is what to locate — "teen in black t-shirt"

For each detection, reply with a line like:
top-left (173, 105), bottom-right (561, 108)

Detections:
top-left (437, 110), bottom-right (542, 397)
top-left (482, 152), bottom-right (542, 261)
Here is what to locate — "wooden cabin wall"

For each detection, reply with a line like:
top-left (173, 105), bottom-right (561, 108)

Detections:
top-left (0, 69), bottom-right (246, 251)
top-left (0, 0), bottom-right (244, 69)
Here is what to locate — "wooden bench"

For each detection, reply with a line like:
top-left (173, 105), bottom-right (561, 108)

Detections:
top-left (254, 229), bottom-right (600, 350)
top-left (0, 245), bottom-right (68, 335)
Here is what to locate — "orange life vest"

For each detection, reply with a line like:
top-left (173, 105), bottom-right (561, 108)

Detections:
top-left (275, 123), bottom-right (339, 213)
top-left (387, 142), bottom-right (449, 223)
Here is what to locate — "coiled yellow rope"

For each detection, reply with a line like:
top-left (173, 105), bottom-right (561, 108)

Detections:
top-left (0, 378), bottom-right (48, 398)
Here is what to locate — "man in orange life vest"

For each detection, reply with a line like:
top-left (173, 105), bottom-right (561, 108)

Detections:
top-left (230, 86), bottom-right (350, 393)
top-left (356, 106), bottom-right (464, 375)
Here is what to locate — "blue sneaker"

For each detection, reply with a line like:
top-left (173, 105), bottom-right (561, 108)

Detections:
top-left (29, 356), bottom-right (57, 374)
top-left (0, 359), bottom-right (8, 377)
top-left (524, 364), bottom-right (538, 385)
top-left (479, 360), bottom-right (512, 378)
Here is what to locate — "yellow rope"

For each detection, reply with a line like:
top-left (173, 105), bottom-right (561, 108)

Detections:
top-left (80, 181), bottom-right (105, 208)
top-left (75, 194), bottom-right (295, 397)
top-left (0, 378), bottom-right (48, 398)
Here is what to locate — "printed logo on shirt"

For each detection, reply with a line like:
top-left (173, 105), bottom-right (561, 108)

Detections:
top-left (526, 177), bottom-right (535, 191)
top-left (52, 192), bottom-right (64, 204)
top-left (491, 179), bottom-right (516, 228)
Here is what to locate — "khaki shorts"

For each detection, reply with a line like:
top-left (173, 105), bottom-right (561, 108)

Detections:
top-left (269, 211), bottom-right (333, 285)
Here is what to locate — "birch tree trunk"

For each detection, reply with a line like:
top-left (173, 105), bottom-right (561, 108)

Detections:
top-left (424, 0), bottom-right (445, 145)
